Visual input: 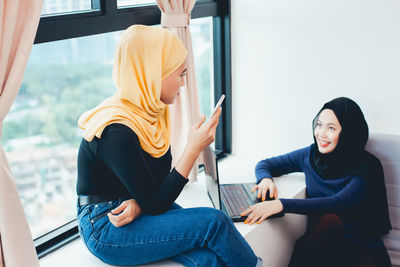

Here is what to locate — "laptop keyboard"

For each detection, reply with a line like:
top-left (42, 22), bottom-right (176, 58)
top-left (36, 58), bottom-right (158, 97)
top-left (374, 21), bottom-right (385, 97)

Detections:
top-left (221, 184), bottom-right (255, 217)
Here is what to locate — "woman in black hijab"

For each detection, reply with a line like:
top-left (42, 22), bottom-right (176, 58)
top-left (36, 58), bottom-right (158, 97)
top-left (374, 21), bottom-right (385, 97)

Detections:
top-left (242, 97), bottom-right (391, 266)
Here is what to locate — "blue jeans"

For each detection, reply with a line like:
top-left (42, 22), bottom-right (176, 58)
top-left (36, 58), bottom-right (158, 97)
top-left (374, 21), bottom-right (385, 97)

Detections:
top-left (77, 199), bottom-right (260, 267)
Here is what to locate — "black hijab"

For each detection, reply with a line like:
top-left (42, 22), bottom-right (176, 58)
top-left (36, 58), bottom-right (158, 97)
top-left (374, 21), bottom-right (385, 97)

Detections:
top-left (311, 97), bottom-right (391, 236)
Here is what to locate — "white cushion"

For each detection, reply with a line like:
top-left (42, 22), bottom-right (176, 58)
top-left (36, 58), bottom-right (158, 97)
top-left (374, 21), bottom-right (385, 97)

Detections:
top-left (366, 133), bottom-right (400, 266)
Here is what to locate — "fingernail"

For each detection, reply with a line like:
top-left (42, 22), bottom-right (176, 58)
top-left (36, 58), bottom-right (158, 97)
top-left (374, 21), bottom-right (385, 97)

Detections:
top-left (257, 222), bottom-right (260, 224)
top-left (262, 198), bottom-right (265, 201)
top-left (244, 220), bottom-right (248, 224)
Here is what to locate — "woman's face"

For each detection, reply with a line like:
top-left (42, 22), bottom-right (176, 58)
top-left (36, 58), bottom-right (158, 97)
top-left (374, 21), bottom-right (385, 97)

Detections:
top-left (314, 109), bottom-right (342, 154)
top-left (160, 62), bottom-right (187, 105)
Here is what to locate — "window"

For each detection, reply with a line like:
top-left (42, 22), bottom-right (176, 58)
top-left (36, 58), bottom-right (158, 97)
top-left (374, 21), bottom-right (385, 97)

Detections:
top-left (117, 0), bottom-right (156, 8)
top-left (3, 0), bottom-right (230, 257)
top-left (42, 0), bottom-right (93, 15)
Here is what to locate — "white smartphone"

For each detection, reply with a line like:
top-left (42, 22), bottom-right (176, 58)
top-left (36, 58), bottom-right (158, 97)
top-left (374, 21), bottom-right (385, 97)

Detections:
top-left (210, 94), bottom-right (225, 117)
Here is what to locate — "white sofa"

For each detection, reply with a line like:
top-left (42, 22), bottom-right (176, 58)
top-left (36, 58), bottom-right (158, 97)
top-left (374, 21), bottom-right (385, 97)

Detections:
top-left (366, 133), bottom-right (400, 266)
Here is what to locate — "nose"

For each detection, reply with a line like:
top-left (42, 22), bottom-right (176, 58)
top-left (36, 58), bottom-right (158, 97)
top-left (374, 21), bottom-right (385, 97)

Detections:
top-left (319, 127), bottom-right (328, 138)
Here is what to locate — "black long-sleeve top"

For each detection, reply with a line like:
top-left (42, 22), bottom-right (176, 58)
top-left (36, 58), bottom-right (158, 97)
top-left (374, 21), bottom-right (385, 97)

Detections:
top-left (76, 123), bottom-right (188, 215)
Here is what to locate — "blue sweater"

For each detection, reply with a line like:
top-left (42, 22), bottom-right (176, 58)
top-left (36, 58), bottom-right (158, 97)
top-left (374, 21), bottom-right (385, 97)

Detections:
top-left (255, 145), bottom-right (367, 216)
top-left (255, 145), bottom-right (389, 246)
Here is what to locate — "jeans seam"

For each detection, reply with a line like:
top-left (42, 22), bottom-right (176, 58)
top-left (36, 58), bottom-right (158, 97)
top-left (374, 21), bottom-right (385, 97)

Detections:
top-left (179, 252), bottom-right (199, 267)
top-left (77, 207), bottom-right (90, 221)
top-left (94, 235), bottom-right (203, 248)
top-left (89, 202), bottom-right (115, 240)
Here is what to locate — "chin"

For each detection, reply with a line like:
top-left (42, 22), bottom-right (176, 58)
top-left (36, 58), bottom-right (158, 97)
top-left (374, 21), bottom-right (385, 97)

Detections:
top-left (318, 146), bottom-right (334, 154)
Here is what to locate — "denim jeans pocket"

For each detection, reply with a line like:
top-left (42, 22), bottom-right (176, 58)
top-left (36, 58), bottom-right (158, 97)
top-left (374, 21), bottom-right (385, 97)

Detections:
top-left (89, 199), bottom-right (121, 240)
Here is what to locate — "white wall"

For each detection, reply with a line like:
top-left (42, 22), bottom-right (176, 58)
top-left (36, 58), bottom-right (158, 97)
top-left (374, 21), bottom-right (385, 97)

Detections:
top-left (221, 0), bottom-right (400, 178)
top-left (218, 0), bottom-right (400, 179)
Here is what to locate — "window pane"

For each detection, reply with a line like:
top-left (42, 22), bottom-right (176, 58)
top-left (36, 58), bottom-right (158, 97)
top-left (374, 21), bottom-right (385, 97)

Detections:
top-left (3, 31), bottom-right (123, 239)
top-left (191, 17), bottom-right (214, 118)
top-left (117, 0), bottom-right (156, 8)
top-left (42, 0), bottom-right (93, 16)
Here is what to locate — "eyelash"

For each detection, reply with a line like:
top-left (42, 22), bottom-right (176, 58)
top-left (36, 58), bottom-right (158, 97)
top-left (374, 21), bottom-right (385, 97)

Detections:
top-left (316, 123), bottom-right (335, 131)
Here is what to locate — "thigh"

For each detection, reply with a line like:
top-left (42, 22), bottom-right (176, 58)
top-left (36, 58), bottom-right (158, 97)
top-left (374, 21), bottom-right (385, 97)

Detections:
top-left (85, 206), bottom-right (227, 265)
top-left (171, 248), bottom-right (227, 267)
top-left (289, 214), bottom-right (347, 267)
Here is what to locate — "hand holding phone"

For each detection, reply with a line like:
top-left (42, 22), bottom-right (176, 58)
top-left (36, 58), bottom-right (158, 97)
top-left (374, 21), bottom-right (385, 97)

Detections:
top-left (210, 94), bottom-right (225, 117)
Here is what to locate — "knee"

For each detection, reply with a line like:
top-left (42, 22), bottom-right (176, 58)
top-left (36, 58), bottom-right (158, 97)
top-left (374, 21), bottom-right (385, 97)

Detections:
top-left (308, 213), bottom-right (343, 243)
top-left (318, 214), bottom-right (342, 225)
top-left (315, 213), bottom-right (343, 232)
top-left (195, 207), bottom-right (231, 230)
top-left (206, 208), bottom-right (230, 223)
top-left (174, 248), bottom-right (225, 267)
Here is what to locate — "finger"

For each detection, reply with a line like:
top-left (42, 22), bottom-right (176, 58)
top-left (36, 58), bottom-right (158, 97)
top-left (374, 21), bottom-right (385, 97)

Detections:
top-left (108, 217), bottom-right (119, 227)
top-left (108, 213), bottom-right (119, 226)
top-left (269, 187), bottom-right (275, 199)
top-left (210, 111), bottom-right (221, 127)
top-left (275, 189), bottom-right (278, 200)
top-left (252, 185), bottom-right (258, 193)
top-left (210, 107), bottom-right (222, 119)
top-left (108, 212), bottom-right (123, 223)
top-left (248, 212), bottom-right (261, 225)
top-left (111, 202), bottom-right (127, 215)
top-left (257, 214), bottom-right (269, 224)
top-left (207, 109), bottom-right (221, 128)
top-left (109, 215), bottom-right (124, 227)
top-left (196, 115), bottom-right (206, 128)
top-left (240, 207), bottom-right (252, 216)
top-left (113, 216), bottom-right (133, 227)
top-left (257, 187), bottom-right (262, 199)
top-left (262, 187), bottom-right (269, 201)
top-left (244, 212), bottom-right (255, 224)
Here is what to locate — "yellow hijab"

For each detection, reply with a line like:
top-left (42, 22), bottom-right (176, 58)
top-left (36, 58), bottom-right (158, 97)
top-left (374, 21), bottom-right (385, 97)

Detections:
top-left (78, 25), bottom-right (187, 158)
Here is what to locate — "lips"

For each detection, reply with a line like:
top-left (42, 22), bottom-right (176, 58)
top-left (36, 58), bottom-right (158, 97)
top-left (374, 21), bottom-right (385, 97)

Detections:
top-left (318, 140), bottom-right (330, 148)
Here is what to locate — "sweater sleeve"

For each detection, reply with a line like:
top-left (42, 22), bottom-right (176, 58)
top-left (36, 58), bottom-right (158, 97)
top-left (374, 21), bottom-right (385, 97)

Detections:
top-left (255, 147), bottom-right (308, 183)
top-left (97, 128), bottom-right (188, 215)
top-left (280, 176), bottom-right (366, 214)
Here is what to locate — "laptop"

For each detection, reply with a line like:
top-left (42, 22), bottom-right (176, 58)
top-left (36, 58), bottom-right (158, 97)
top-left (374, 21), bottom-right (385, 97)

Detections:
top-left (203, 146), bottom-right (284, 222)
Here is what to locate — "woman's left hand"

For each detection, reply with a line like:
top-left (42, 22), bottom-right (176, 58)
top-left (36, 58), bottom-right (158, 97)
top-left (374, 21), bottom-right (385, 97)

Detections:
top-left (240, 200), bottom-right (283, 225)
top-left (107, 199), bottom-right (142, 227)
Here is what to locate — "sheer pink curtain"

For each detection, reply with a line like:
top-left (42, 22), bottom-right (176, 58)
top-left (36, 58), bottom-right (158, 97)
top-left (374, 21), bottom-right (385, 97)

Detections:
top-left (0, 1), bottom-right (43, 266)
top-left (157, 0), bottom-right (201, 181)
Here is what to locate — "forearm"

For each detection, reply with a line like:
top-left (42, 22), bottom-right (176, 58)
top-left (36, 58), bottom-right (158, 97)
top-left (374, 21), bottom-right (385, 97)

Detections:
top-left (255, 148), bottom-right (306, 182)
top-left (174, 145), bottom-right (201, 178)
top-left (280, 177), bottom-right (366, 214)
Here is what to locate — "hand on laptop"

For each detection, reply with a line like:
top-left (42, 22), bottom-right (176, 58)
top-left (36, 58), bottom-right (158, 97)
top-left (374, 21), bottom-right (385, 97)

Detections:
top-left (252, 178), bottom-right (278, 201)
top-left (240, 200), bottom-right (283, 225)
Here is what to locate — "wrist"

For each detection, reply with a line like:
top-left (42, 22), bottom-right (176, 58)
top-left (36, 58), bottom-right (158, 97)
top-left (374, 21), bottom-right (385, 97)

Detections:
top-left (260, 177), bottom-right (273, 184)
top-left (184, 143), bottom-right (202, 159)
top-left (274, 199), bottom-right (283, 212)
top-left (175, 146), bottom-right (200, 179)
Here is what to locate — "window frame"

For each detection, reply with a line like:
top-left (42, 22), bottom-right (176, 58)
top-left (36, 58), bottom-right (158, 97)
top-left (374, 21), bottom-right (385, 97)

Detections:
top-left (34, 0), bottom-right (231, 258)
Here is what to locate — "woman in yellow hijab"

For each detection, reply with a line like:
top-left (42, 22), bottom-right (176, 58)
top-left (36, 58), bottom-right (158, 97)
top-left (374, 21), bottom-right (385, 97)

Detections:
top-left (76, 25), bottom-right (261, 267)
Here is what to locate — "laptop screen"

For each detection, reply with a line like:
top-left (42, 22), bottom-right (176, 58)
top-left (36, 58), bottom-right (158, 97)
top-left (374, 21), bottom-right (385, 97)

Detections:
top-left (203, 146), bottom-right (221, 210)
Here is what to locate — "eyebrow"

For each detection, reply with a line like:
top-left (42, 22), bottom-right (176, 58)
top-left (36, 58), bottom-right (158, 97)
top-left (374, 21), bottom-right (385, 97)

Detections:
top-left (317, 120), bottom-right (337, 126)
